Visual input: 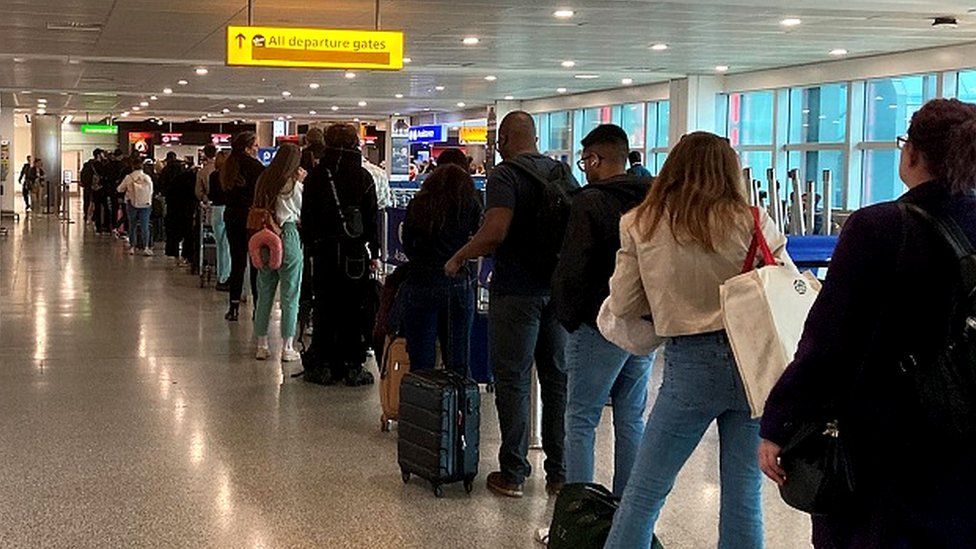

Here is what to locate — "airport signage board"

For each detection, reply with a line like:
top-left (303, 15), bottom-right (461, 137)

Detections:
top-left (408, 125), bottom-right (446, 144)
top-left (161, 133), bottom-right (182, 144)
top-left (258, 147), bottom-right (278, 166)
top-left (211, 133), bottom-right (232, 145)
top-left (81, 124), bottom-right (118, 135)
top-left (459, 126), bottom-right (488, 144)
top-left (226, 26), bottom-right (404, 71)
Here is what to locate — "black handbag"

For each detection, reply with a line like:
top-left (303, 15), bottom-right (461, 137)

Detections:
top-left (778, 419), bottom-right (856, 515)
top-left (546, 483), bottom-right (663, 549)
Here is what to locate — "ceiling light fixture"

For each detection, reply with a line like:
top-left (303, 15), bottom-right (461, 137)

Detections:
top-left (403, 57), bottom-right (412, 64)
top-left (150, 95), bottom-right (158, 100)
top-left (457, 102), bottom-right (466, 107)
top-left (163, 88), bottom-right (173, 94)
top-left (504, 95), bottom-right (515, 100)
top-left (132, 106), bottom-right (141, 111)
top-left (121, 111), bottom-right (130, 117)
top-left (650, 43), bottom-right (668, 51)
top-left (829, 48), bottom-right (849, 56)
top-left (177, 79), bottom-right (188, 85)
top-left (557, 87), bottom-right (568, 93)
top-left (286, 115), bottom-right (293, 119)
top-left (309, 82), bottom-right (320, 89)
top-left (36, 109), bottom-right (46, 115)
top-left (715, 65), bottom-right (730, 72)
top-left (435, 85), bottom-right (446, 91)
top-left (222, 108), bottom-right (230, 113)
top-left (553, 9), bottom-right (575, 18)
top-left (462, 36), bottom-right (480, 45)
top-left (933, 16), bottom-right (958, 28)
top-left (394, 112), bottom-right (401, 116)
top-left (621, 78), bottom-right (634, 85)
top-left (358, 100), bottom-right (368, 107)
top-left (195, 67), bottom-right (209, 75)
top-left (344, 71), bottom-right (356, 79)
top-left (561, 60), bottom-right (576, 68)
top-left (484, 75), bottom-right (497, 81)
top-left (68, 59), bottom-right (81, 65)
top-left (140, 101), bottom-right (149, 107)
top-left (309, 110), bottom-right (317, 115)
top-left (281, 91), bottom-right (292, 97)
top-left (353, 117), bottom-right (360, 122)
top-left (780, 17), bottom-right (802, 27)
top-left (37, 98), bottom-right (47, 104)
top-left (237, 103), bottom-right (246, 109)
top-left (331, 105), bottom-right (339, 111)
top-left (574, 74), bottom-right (599, 79)
top-left (13, 57), bottom-right (25, 63)
top-left (256, 98), bottom-right (265, 103)
top-left (395, 93), bottom-right (404, 98)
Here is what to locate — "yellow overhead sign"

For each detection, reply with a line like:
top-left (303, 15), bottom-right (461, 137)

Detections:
top-left (459, 126), bottom-right (488, 144)
top-left (226, 26), bottom-right (403, 70)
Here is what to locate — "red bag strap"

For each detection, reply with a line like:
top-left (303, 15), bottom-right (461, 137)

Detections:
top-left (741, 207), bottom-right (776, 273)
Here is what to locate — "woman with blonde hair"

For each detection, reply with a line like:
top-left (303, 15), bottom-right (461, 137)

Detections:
top-left (251, 143), bottom-right (306, 362)
top-left (604, 132), bottom-right (792, 548)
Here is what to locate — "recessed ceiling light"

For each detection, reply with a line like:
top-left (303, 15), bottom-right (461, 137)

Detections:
top-left (395, 93), bottom-right (404, 98)
top-left (163, 88), bottom-right (173, 94)
top-left (715, 65), bottom-right (730, 72)
top-left (177, 79), bottom-right (189, 85)
top-left (344, 71), bottom-right (356, 79)
top-left (132, 106), bottom-right (141, 111)
top-left (13, 57), bottom-right (25, 63)
top-left (237, 103), bottom-right (246, 109)
top-left (37, 98), bottom-right (47, 103)
top-left (195, 67), bottom-right (209, 75)
top-left (353, 117), bottom-right (360, 122)
top-left (553, 9), bottom-right (575, 18)
top-left (309, 110), bottom-right (317, 115)
top-left (331, 105), bottom-right (339, 111)
top-left (557, 87), bottom-right (568, 93)
top-left (424, 107), bottom-right (431, 112)
top-left (36, 109), bottom-right (46, 115)
top-left (829, 48), bottom-right (849, 56)
top-left (650, 43), bottom-right (668, 51)
top-left (403, 57), bottom-right (412, 64)
top-left (281, 91), bottom-right (292, 97)
top-left (780, 17), bottom-right (802, 27)
top-left (286, 115), bottom-right (293, 119)
top-left (139, 101), bottom-right (149, 107)
top-left (435, 85), bottom-right (446, 91)
top-left (394, 112), bottom-right (401, 116)
top-left (457, 102), bottom-right (466, 107)
top-left (462, 36), bottom-right (480, 45)
top-left (150, 95), bottom-right (158, 100)
top-left (561, 60), bottom-right (576, 68)
top-left (256, 98), bottom-right (265, 103)
top-left (309, 82), bottom-right (320, 89)
top-left (121, 111), bottom-right (130, 117)
top-left (21, 90), bottom-right (31, 94)
top-left (484, 75), bottom-right (497, 81)
top-left (358, 100), bottom-right (368, 107)
top-left (277, 116), bottom-right (284, 121)
top-left (222, 108), bottom-right (230, 113)
top-left (68, 59), bottom-right (81, 65)
top-left (504, 95), bottom-right (515, 100)
top-left (621, 78), bottom-right (634, 85)
top-left (574, 74), bottom-right (599, 79)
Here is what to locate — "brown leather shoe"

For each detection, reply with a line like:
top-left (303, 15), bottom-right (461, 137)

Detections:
top-left (486, 471), bottom-right (524, 498)
top-left (546, 480), bottom-right (565, 497)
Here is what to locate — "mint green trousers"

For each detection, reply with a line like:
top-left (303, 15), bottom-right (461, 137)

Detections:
top-left (255, 222), bottom-right (304, 339)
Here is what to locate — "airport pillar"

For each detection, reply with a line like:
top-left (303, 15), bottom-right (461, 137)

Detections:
top-left (31, 114), bottom-right (62, 215)
top-left (668, 75), bottom-right (722, 148)
top-left (255, 121), bottom-right (274, 148)
top-left (0, 96), bottom-right (15, 215)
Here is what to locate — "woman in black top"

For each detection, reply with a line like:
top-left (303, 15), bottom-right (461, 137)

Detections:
top-left (760, 99), bottom-right (976, 546)
top-left (220, 132), bottom-right (265, 321)
top-left (401, 164), bottom-right (483, 374)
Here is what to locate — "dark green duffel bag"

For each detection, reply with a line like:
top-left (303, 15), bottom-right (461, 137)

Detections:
top-left (547, 483), bottom-right (663, 549)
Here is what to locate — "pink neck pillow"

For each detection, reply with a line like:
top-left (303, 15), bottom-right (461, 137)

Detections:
top-left (249, 228), bottom-right (283, 270)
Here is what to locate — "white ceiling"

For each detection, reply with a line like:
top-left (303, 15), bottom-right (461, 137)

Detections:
top-left (2, 0), bottom-right (976, 123)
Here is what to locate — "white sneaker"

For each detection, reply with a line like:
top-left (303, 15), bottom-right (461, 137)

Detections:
top-left (255, 347), bottom-right (271, 360)
top-left (143, 248), bottom-right (154, 256)
top-left (281, 349), bottom-right (301, 362)
top-left (128, 247), bottom-right (136, 255)
top-left (535, 528), bottom-right (549, 545)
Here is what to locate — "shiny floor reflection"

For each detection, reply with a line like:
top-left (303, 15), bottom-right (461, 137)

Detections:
top-left (0, 213), bottom-right (811, 548)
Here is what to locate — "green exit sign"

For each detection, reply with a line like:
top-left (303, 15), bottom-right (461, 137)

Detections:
top-left (81, 124), bottom-right (118, 134)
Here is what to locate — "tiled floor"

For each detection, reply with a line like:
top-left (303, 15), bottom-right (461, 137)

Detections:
top-left (0, 211), bottom-right (812, 548)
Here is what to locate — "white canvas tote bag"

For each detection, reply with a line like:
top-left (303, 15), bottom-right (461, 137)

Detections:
top-left (597, 297), bottom-right (663, 356)
top-left (721, 208), bottom-right (821, 418)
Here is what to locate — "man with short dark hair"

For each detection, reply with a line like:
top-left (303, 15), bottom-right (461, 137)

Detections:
top-left (446, 111), bottom-right (580, 499)
top-left (627, 150), bottom-right (653, 180)
top-left (80, 149), bottom-right (104, 223)
top-left (553, 124), bottom-right (654, 497)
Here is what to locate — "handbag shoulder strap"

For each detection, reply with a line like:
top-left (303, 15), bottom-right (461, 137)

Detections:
top-left (900, 201), bottom-right (976, 304)
top-left (741, 207), bottom-right (776, 273)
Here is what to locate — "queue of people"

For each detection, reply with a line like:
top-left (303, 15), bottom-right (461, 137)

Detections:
top-left (85, 100), bottom-right (976, 548)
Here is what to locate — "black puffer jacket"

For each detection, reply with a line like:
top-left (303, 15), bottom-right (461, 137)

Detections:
top-left (301, 148), bottom-right (380, 259)
top-left (552, 174), bottom-right (651, 332)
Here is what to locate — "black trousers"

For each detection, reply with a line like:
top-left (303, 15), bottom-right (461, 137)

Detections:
top-left (165, 213), bottom-right (193, 259)
top-left (93, 191), bottom-right (110, 232)
top-left (225, 207), bottom-right (258, 305)
top-left (82, 186), bottom-right (92, 221)
top-left (21, 183), bottom-right (30, 209)
top-left (309, 250), bottom-right (370, 376)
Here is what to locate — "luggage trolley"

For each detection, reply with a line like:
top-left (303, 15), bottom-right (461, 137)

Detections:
top-left (198, 203), bottom-right (218, 288)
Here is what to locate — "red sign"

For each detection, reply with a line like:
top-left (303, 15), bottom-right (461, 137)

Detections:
top-left (161, 133), bottom-right (183, 144)
top-left (211, 133), bottom-right (232, 145)
top-left (277, 134), bottom-right (300, 144)
top-left (128, 132), bottom-right (154, 155)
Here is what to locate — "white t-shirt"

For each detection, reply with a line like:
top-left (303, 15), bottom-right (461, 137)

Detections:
top-left (276, 181), bottom-right (303, 225)
top-left (117, 169), bottom-right (154, 208)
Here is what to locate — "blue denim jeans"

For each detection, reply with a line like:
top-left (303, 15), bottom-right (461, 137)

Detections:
top-left (605, 331), bottom-right (763, 549)
top-left (126, 203), bottom-right (151, 249)
top-left (565, 324), bottom-right (653, 497)
top-left (402, 274), bottom-right (475, 377)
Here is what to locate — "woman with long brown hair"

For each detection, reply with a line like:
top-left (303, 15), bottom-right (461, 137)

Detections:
top-left (251, 144), bottom-right (306, 361)
top-left (604, 132), bottom-right (791, 548)
top-left (221, 131), bottom-right (264, 321)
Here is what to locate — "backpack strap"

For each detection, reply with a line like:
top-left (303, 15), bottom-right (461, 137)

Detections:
top-left (501, 157), bottom-right (551, 188)
top-left (901, 201), bottom-right (976, 303)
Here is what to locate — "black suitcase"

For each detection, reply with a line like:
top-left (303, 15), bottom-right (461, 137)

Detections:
top-left (398, 369), bottom-right (480, 497)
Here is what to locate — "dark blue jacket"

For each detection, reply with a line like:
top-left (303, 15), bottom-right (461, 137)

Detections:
top-left (762, 180), bottom-right (976, 544)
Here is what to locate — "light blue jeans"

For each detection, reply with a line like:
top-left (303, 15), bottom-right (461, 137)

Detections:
top-left (125, 203), bottom-right (151, 249)
top-left (604, 331), bottom-right (763, 549)
top-left (565, 324), bottom-right (653, 496)
top-left (211, 205), bottom-right (231, 284)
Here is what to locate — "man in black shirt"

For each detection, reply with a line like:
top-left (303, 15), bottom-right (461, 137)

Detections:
top-left (446, 111), bottom-right (580, 498)
top-left (18, 155), bottom-right (32, 211)
top-left (79, 149), bottom-right (104, 223)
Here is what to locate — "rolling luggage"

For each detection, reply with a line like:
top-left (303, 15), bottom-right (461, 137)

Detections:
top-left (398, 369), bottom-right (480, 497)
top-left (379, 336), bottom-right (411, 432)
top-left (469, 311), bottom-right (494, 391)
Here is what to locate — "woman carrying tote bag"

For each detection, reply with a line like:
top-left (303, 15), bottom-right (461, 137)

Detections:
top-left (604, 132), bottom-right (791, 549)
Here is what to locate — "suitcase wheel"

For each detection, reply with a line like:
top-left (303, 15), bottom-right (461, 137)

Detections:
top-left (486, 383), bottom-right (495, 394)
top-left (433, 484), bottom-right (445, 498)
top-left (464, 480), bottom-right (474, 494)
top-left (401, 471), bottom-right (410, 484)
top-left (381, 417), bottom-right (393, 432)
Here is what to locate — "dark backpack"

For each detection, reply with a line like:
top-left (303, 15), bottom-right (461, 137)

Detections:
top-left (899, 202), bottom-right (976, 441)
top-left (323, 167), bottom-right (371, 280)
top-left (501, 157), bottom-right (577, 276)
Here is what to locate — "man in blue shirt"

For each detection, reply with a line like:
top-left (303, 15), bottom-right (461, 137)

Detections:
top-left (627, 151), bottom-right (653, 180)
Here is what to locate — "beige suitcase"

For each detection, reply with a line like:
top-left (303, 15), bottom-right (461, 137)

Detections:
top-left (380, 336), bottom-right (411, 432)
